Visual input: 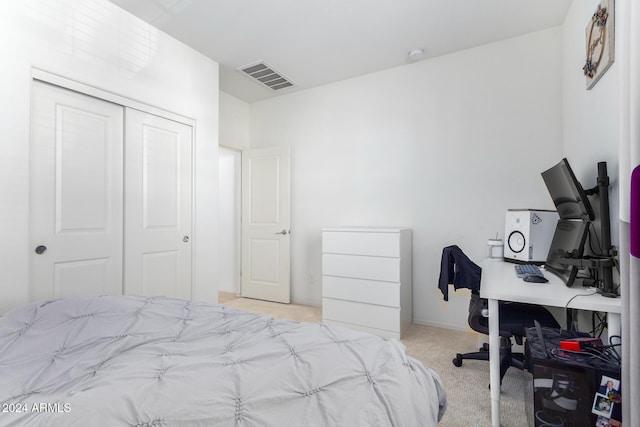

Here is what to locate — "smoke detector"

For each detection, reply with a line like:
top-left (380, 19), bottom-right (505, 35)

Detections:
top-left (408, 49), bottom-right (424, 61)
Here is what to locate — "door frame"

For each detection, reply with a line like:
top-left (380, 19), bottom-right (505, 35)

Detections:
top-left (30, 69), bottom-right (197, 297)
top-left (32, 69), bottom-right (195, 127)
top-left (218, 146), bottom-right (242, 295)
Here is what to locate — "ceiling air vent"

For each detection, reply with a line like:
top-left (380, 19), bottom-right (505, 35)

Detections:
top-left (237, 61), bottom-right (295, 91)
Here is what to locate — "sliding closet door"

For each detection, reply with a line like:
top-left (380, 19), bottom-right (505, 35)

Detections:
top-left (124, 109), bottom-right (193, 299)
top-left (30, 81), bottom-right (124, 300)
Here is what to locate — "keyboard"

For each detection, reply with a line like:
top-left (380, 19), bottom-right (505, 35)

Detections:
top-left (514, 264), bottom-right (543, 278)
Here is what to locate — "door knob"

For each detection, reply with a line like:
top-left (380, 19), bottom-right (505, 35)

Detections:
top-left (275, 230), bottom-right (288, 235)
top-left (35, 245), bottom-right (47, 255)
top-left (183, 236), bottom-right (190, 243)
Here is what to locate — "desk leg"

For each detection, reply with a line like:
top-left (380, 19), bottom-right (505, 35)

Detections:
top-left (607, 312), bottom-right (621, 343)
top-left (488, 298), bottom-right (500, 427)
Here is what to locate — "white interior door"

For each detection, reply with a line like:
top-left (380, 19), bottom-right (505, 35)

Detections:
top-left (30, 81), bottom-right (124, 300)
top-left (124, 108), bottom-right (193, 299)
top-left (241, 146), bottom-right (291, 303)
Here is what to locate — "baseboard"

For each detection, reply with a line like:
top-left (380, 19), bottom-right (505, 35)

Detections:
top-left (291, 297), bottom-right (321, 308)
top-left (411, 317), bottom-right (471, 333)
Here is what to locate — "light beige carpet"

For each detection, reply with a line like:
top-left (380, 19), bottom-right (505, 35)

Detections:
top-left (219, 292), bottom-right (529, 427)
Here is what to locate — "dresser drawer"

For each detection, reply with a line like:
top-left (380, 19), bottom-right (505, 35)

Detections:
top-left (323, 254), bottom-right (400, 282)
top-left (322, 298), bottom-right (401, 333)
top-left (322, 231), bottom-right (400, 257)
top-left (322, 276), bottom-right (400, 307)
top-left (323, 319), bottom-right (400, 339)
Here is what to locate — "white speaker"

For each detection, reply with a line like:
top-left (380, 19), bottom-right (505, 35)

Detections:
top-left (504, 209), bottom-right (558, 263)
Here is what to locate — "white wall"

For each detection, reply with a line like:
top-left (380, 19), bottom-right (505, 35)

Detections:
top-left (249, 28), bottom-right (565, 330)
top-left (560, 1), bottom-right (620, 330)
top-left (0, 0), bottom-right (219, 313)
top-left (562, 0), bottom-right (619, 244)
top-left (220, 91), bottom-right (251, 150)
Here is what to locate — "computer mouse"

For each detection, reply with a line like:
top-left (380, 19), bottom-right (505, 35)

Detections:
top-left (523, 275), bottom-right (549, 283)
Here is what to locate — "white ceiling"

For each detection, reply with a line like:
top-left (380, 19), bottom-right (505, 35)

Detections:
top-left (108, 0), bottom-right (573, 103)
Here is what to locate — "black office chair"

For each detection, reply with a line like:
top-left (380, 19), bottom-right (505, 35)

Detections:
top-left (438, 245), bottom-right (560, 385)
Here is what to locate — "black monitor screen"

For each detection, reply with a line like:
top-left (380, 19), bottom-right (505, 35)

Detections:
top-left (541, 158), bottom-right (595, 220)
top-left (545, 220), bottom-right (588, 287)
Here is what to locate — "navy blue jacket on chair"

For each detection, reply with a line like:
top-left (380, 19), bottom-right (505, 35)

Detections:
top-left (438, 245), bottom-right (481, 301)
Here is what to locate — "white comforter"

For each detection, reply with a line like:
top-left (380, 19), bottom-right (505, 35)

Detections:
top-left (0, 296), bottom-right (446, 426)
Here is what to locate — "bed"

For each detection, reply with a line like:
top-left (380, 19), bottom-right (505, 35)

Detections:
top-left (0, 295), bottom-right (446, 426)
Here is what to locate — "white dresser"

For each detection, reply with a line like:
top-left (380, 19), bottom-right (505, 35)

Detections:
top-left (321, 228), bottom-right (412, 339)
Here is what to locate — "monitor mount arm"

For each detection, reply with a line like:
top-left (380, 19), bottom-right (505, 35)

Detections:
top-left (558, 256), bottom-right (615, 269)
top-left (578, 162), bottom-right (616, 297)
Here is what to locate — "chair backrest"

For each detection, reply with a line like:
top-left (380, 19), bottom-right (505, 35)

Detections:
top-left (467, 292), bottom-right (490, 335)
top-left (468, 292), bottom-right (518, 339)
top-left (440, 246), bottom-right (519, 337)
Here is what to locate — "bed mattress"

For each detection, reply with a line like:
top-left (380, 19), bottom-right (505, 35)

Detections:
top-left (0, 295), bottom-right (446, 426)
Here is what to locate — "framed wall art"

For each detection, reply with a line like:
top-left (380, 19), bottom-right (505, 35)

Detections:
top-left (583, 0), bottom-right (615, 90)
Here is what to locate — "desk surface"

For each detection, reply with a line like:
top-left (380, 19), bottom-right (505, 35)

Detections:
top-left (480, 259), bottom-right (621, 314)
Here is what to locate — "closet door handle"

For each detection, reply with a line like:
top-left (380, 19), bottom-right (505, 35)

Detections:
top-left (275, 230), bottom-right (288, 235)
top-left (183, 236), bottom-right (190, 243)
top-left (35, 245), bottom-right (47, 255)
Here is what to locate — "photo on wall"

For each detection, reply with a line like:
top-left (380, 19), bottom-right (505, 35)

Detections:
top-left (583, 0), bottom-right (615, 89)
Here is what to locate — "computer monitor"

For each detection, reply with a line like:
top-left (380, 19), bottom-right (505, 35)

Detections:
top-left (541, 158), bottom-right (595, 221)
top-left (542, 159), bottom-right (617, 295)
top-left (545, 219), bottom-right (589, 287)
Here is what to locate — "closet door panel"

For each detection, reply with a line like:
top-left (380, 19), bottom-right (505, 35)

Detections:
top-left (30, 81), bottom-right (124, 300)
top-left (124, 109), bottom-right (193, 299)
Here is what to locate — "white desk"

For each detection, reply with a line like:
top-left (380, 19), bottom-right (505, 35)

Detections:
top-left (480, 259), bottom-right (622, 427)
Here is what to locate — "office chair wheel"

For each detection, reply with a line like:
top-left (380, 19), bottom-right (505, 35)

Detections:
top-left (452, 354), bottom-right (463, 367)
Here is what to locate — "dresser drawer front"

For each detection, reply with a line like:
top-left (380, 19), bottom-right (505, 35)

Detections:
top-left (323, 319), bottom-right (400, 339)
top-left (323, 254), bottom-right (400, 282)
top-left (322, 298), bottom-right (400, 333)
top-left (322, 231), bottom-right (400, 257)
top-left (322, 276), bottom-right (400, 307)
